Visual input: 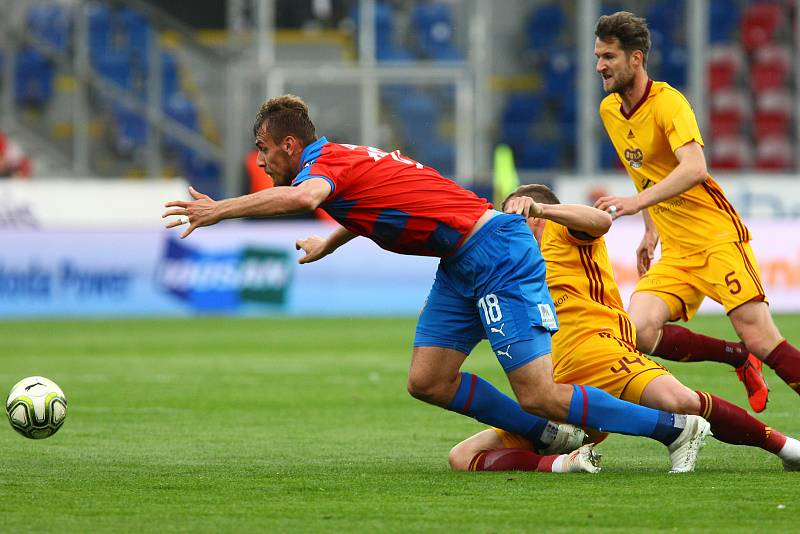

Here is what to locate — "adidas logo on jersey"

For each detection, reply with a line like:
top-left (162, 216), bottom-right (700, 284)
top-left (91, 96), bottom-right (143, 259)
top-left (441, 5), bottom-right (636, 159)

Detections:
top-left (627, 129), bottom-right (635, 139)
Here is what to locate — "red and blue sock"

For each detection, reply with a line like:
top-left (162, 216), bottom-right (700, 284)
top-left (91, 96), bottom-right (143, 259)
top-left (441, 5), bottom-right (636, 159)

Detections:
top-left (566, 384), bottom-right (684, 445)
top-left (449, 372), bottom-right (552, 450)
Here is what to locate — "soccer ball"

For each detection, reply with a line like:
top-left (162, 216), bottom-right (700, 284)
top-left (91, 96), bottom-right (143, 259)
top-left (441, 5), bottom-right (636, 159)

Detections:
top-left (5, 376), bottom-right (67, 439)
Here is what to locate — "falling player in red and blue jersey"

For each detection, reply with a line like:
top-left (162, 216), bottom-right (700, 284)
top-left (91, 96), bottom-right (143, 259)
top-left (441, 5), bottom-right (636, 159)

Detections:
top-left (163, 94), bottom-right (711, 472)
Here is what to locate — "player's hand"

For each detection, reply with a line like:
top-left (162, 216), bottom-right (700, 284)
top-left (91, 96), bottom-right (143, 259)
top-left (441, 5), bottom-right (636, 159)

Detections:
top-left (295, 235), bottom-right (329, 264)
top-left (504, 196), bottom-right (544, 218)
top-left (162, 186), bottom-right (220, 239)
top-left (593, 195), bottom-right (641, 220)
top-left (636, 231), bottom-right (659, 277)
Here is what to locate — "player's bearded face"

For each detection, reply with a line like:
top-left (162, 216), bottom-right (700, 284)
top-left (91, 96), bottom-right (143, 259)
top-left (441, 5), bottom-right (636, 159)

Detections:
top-left (606, 58), bottom-right (635, 94)
top-left (595, 38), bottom-right (635, 94)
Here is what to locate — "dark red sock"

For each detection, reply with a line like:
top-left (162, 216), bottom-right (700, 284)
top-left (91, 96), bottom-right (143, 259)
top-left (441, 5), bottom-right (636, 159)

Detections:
top-left (696, 391), bottom-right (786, 453)
top-left (469, 449), bottom-right (558, 471)
top-left (653, 325), bottom-right (748, 367)
top-left (764, 341), bottom-right (800, 394)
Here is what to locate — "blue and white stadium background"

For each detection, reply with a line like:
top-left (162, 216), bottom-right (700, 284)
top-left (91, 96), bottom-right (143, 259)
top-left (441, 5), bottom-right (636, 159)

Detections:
top-left (1, 0), bottom-right (799, 317)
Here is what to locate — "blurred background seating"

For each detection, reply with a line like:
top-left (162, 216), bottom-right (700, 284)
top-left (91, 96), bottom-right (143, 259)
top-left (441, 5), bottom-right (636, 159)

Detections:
top-left (1, 0), bottom-right (797, 188)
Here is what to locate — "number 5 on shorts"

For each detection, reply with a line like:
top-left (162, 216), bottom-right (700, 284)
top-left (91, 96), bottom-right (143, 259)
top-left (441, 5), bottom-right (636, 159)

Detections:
top-left (725, 271), bottom-right (742, 295)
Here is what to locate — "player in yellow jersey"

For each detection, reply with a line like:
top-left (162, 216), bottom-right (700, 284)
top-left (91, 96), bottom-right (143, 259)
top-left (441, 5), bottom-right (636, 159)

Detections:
top-left (590, 11), bottom-right (800, 413)
top-left (448, 185), bottom-right (800, 473)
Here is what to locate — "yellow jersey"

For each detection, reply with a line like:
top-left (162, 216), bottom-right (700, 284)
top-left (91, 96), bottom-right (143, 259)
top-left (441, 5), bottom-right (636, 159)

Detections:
top-left (541, 220), bottom-right (636, 357)
top-left (599, 80), bottom-right (750, 257)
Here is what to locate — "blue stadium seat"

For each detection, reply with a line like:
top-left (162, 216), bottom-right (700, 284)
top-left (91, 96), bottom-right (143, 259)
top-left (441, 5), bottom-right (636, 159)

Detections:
top-left (600, 2), bottom-right (625, 17)
top-left (376, 46), bottom-right (415, 62)
top-left (15, 47), bottom-right (54, 107)
top-left (390, 91), bottom-right (455, 174)
top-left (119, 7), bottom-right (151, 64)
top-left (659, 44), bottom-right (688, 88)
top-left (500, 93), bottom-right (542, 146)
top-left (163, 93), bottom-right (199, 152)
top-left (419, 139), bottom-right (454, 176)
top-left (411, 2), bottom-right (462, 61)
top-left (543, 49), bottom-right (576, 99)
top-left (111, 102), bottom-right (147, 155)
top-left (351, 1), bottom-right (413, 62)
top-left (503, 93), bottom-right (542, 124)
top-left (180, 149), bottom-right (222, 198)
top-left (525, 4), bottom-right (565, 51)
top-left (166, 97), bottom-right (198, 130)
top-left (556, 118), bottom-right (576, 151)
top-left (374, 1), bottom-right (397, 56)
top-left (93, 51), bottom-right (137, 93)
top-left (381, 84), bottom-right (413, 107)
top-left (396, 92), bottom-right (440, 144)
top-left (88, 3), bottom-right (113, 61)
top-left (600, 139), bottom-right (621, 169)
top-left (646, 0), bottom-right (683, 44)
top-left (556, 92), bottom-right (576, 125)
top-left (516, 139), bottom-right (561, 170)
top-left (27, 3), bottom-right (70, 52)
top-left (161, 52), bottom-right (179, 100)
top-left (709, 0), bottom-right (741, 43)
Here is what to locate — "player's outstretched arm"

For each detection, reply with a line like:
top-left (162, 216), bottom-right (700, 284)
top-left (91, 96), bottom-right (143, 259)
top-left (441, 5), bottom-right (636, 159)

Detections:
top-left (595, 142), bottom-right (707, 218)
top-left (163, 179), bottom-right (331, 239)
top-left (504, 196), bottom-right (610, 237)
top-left (538, 203), bottom-right (612, 238)
top-left (635, 141), bottom-right (708, 208)
top-left (296, 226), bottom-right (358, 264)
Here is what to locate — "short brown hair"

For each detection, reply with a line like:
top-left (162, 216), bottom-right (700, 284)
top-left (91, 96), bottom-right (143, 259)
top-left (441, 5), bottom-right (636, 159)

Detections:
top-left (253, 94), bottom-right (317, 145)
top-left (595, 11), bottom-right (651, 66)
top-left (502, 184), bottom-right (561, 211)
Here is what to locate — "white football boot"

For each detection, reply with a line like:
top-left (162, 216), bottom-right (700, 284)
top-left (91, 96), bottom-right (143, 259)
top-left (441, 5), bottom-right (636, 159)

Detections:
top-left (540, 423), bottom-right (587, 455)
top-left (668, 415), bottom-right (712, 473)
top-left (561, 444), bottom-right (602, 474)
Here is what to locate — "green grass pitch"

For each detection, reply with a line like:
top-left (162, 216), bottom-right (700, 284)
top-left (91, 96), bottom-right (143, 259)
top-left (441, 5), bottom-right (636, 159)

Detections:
top-left (1, 314), bottom-right (799, 532)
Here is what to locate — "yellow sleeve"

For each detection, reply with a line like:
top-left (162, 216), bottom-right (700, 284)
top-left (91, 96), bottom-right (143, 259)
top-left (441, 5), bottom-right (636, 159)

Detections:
top-left (556, 221), bottom-right (600, 246)
top-left (654, 89), bottom-right (705, 153)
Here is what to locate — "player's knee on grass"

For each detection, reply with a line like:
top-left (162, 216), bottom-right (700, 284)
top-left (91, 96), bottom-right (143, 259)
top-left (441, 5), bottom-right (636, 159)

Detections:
top-left (448, 440), bottom-right (477, 471)
top-left (449, 429), bottom-right (505, 471)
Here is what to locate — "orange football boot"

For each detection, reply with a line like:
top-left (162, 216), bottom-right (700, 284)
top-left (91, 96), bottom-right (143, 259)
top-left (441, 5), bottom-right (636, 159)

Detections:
top-left (735, 354), bottom-right (769, 412)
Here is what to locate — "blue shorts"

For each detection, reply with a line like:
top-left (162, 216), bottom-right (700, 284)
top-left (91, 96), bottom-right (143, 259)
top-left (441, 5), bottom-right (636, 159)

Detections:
top-left (414, 213), bottom-right (559, 373)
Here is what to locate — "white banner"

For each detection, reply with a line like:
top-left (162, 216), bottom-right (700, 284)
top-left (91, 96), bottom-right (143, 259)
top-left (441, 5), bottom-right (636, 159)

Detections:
top-left (0, 179), bottom-right (190, 229)
top-left (0, 222), bottom-right (438, 317)
top-left (605, 219), bottom-right (800, 313)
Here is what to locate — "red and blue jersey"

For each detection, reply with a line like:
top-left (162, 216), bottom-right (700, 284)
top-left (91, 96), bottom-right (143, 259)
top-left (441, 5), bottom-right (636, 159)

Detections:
top-left (291, 137), bottom-right (491, 257)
